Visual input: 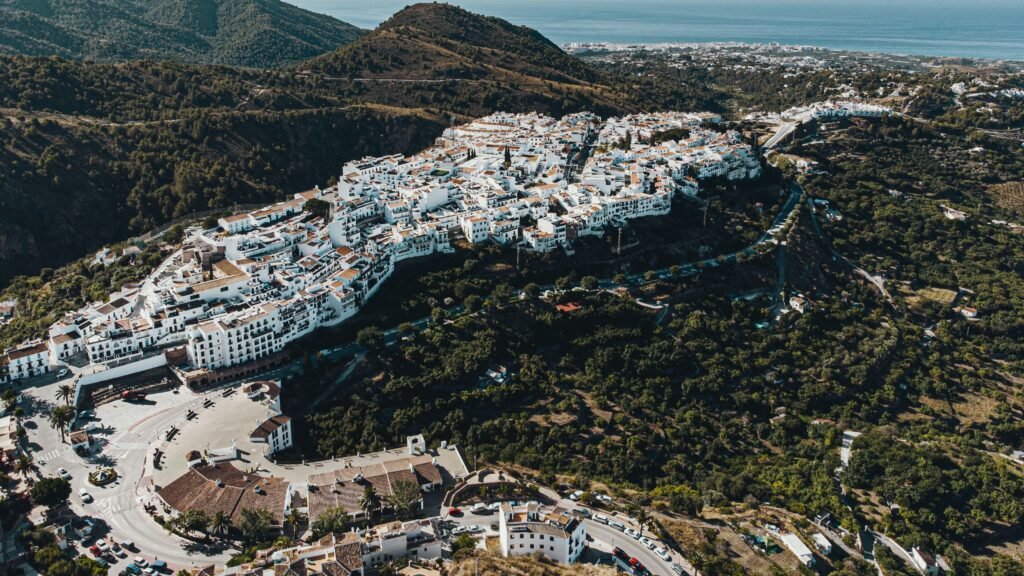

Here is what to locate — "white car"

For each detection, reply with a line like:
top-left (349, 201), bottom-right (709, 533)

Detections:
top-left (593, 513), bottom-right (609, 524)
top-left (596, 494), bottom-right (613, 504)
top-left (467, 525), bottom-right (484, 534)
top-left (451, 526), bottom-right (468, 535)
top-left (58, 368), bottom-right (69, 378)
top-left (656, 547), bottom-right (672, 562)
top-left (79, 488), bottom-right (92, 503)
top-left (640, 536), bottom-right (656, 550)
top-left (96, 540), bottom-right (109, 552)
top-left (625, 527), bottom-right (641, 540)
top-left (487, 502), bottom-right (502, 511)
top-left (609, 520), bottom-right (625, 531)
top-left (470, 503), bottom-right (487, 514)
top-left (134, 556), bottom-right (148, 567)
top-left (57, 468), bottom-right (71, 480)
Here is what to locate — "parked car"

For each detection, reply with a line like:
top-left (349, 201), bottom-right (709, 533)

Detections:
top-left (124, 563), bottom-right (142, 575)
top-left (58, 368), bottom-right (69, 378)
top-left (593, 513), bottom-right (609, 524)
top-left (640, 536), bottom-right (655, 549)
top-left (487, 502), bottom-right (502, 511)
top-left (612, 547), bottom-right (629, 560)
top-left (671, 563), bottom-right (685, 575)
top-left (151, 560), bottom-right (167, 572)
top-left (89, 545), bottom-right (102, 556)
top-left (573, 508), bottom-right (591, 518)
top-left (448, 507), bottom-right (462, 516)
top-left (451, 526), bottom-right (468, 535)
top-left (134, 556), bottom-right (148, 567)
top-left (656, 548), bottom-right (671, 561)
top-left (596, 494), bottom-right (613, 504)
top-left (57, 468), bottom-right (71, 480)
top-left (609, 520), bottom-right (625, 531)
top-left (96, 540), bottom-right (109, 552)
top-left (625, 527), bottom-right (641, 539)
top-left (79, 488), bottom-right (92, 503)
top-left (467, 524), bottom-right (484, 533)
top-left (470, 503), bottom-right (487, 514)
top-left (569, 490), bottom-right (584, 501)
top-left (120, 539), bottom-right (136, 551)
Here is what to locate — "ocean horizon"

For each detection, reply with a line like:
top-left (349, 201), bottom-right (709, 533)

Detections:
top-left (291, 0), bottom-right (1024, 61)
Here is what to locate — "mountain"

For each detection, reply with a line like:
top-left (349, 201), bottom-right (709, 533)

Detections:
top-left (0, 4), bottom-right (709, 287)
top-left (0, 0), bottom-right (365, 68)
top-left (300, 2), bottom-right (634, 117)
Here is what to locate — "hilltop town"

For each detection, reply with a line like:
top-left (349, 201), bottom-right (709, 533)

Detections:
top-left (11, 111), bottom-right (759, 387)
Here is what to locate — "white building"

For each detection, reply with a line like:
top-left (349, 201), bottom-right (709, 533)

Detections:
top-left (498, 502), bottom-right (587, 565)
top-left (1, 341), bottom-right (50, 384)
top-left (37, 111), bottom-right (762, 375)
top-left (781, 533), bottom-right (815, 567)
top-left (249, 415), bottom-right (293, 455)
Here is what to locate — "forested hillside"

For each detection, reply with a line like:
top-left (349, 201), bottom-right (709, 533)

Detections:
top-left (0, 0), bottom-right (364, 68)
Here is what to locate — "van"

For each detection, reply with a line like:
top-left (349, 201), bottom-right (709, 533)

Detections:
top-left (609, 519), bottom-right (626, 531)
top-left (593, 513), bottom-right (609, 524)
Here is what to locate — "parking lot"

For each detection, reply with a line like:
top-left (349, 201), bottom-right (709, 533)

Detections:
top-left (22, 377), bottom-right (236, 573)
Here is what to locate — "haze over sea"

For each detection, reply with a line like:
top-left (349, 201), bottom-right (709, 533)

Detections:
top-left (292, 0), bottom-right (1024, 61)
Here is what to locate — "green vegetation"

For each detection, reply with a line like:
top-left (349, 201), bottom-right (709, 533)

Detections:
top-left (29, 477), bottom-right (71, 508)
top-left (0, 0), bottom-right (364, 68)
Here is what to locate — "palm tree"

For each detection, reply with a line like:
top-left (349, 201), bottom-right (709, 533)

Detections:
top-left (48, 405), bottom-right (74, 443)
top-left (55, 383), bottom-right (75, 406)
top-left (210, 510), bottom-right (232, 537)
top-left (635, 507), bottom-right (651, 538)
top-left (284, 508), bottom-right (305, 540)
top-left (14, 454), bottom-right (34, 479)
top-left (359, 485), bottom-right (380, 519)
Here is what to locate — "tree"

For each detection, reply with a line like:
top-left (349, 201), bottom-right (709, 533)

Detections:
top-left (451, 533), bottom-right (476, 555)
top-left (580, 276), bottom-right (599, 290)
top-left (210, 510), bottom-right (232, 537)
top-left (311, 504), bottom-right (349, 538)
top-left (178, 509), bottom-right (211, 536)
top-left (492, 283), bottom-right (512, 304)
top-left (522, 283), bottom-right (541, 299)
top-left (31, 477), bottom-right (71, 508)
top-left (15, 454), bottom-right (35, 479)
top-left (634, 507), bottom-right (651, 538)
top-left (303, 198), bottom-right (331, 221)
top-left (359, 485), bottom-right (380, 519)
top-left (55, 383), bottom-right (74, 406)
top-left (396, 322), bottom-right (414, 339)
top-left (48, 405), bottom-right (74, 443)
top-left (284, 508), bottom-right (306, 540)
top-left (644, 270), bottom-right (657, 282)
top-left (238, 508), bottom-right (273, 543)
top-left (1, 389), bottom-right (17, 412)
top-left (613, 273), bottom-right (627, 285)
top-left (386, 480), bottom-right (422, 519)
top-left (356, 326), bottom-right (384, 350)
top-left (669, 265), bottom-right (681, 277)
top-left (463, 294), bottom-right (482, 313)
top-left (431, 307), bottom-right (447, 325)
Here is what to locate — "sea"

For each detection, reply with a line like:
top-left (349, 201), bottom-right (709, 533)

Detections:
top-left (292, 0), bottom-right (1024, 61)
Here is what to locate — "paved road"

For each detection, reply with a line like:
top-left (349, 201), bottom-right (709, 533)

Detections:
top-left (584, 519), bottom-right (676, 576)
top-left (25, 380), bottom-right (235, 571)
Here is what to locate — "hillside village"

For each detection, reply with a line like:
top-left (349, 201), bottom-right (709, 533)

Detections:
top-left (3, 111), bottom-right (760, 386)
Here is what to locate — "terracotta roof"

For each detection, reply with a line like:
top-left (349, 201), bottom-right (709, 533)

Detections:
top-left (250, 415), bottom-right (291, 440)
top-left (157, 463), bottom-right (287, 525)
